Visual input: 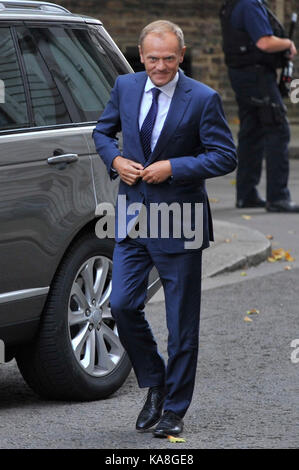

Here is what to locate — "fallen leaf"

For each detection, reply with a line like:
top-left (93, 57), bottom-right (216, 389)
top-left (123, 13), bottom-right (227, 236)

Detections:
top-left (272, 248), bottom-right (285, 259)
top-left (285, 251), bottom-right (295, 262)
top-left (244, 316), bottom-right (253, 322)
top-left (209, 197), bottom-right (219, 203)
top-left (247, 309), bottom-right (260, 315)
top-left (241, 271), bottom-right (247, 276)
top-left (225, 238), bottom-right (231, 243)
top-left (242, 215), bottom-right (252, 220)
top-left (268, 248), bottom-right (295, 263)
top-left (230, 179), bottom-right (236, 185)
top-left (284, 265), bottom-right (292, 271)
top-left (266, 234), bottom-right (273, 240)
top-left (167, 435), bottom-right (186, 443)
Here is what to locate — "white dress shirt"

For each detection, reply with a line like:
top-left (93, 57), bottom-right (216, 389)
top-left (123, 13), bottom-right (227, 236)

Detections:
top-left (139, 72), bottom-right (179, 153)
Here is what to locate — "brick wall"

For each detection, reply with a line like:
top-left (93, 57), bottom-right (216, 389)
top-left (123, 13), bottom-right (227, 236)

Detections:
top-left (59, 0), bottom-right (299, 121)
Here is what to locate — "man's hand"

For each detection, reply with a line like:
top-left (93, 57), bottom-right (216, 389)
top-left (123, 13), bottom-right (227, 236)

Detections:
top-left (141, 160), bottom-right (172, 184)
top-left (112, 156), bottom-right (144, 186)
top-left (288, 40), bottom-right (297, 60)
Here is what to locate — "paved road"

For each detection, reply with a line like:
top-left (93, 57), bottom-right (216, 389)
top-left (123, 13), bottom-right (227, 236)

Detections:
top-left (0, 162), bottom-right (299, 450)
top-left (0, 268), bottom-right (298, 449)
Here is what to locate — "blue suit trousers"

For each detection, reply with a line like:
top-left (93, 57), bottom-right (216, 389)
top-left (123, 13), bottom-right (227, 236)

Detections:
top-left (110, 237), bottom-right (202, 418)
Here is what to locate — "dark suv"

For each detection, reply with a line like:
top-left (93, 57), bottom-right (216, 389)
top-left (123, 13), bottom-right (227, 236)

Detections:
top-left (0, 0), bottom-right (160, 400)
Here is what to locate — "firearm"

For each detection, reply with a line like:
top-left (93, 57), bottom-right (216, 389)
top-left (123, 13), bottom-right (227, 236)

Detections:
top-left (279, 13), bottom-right (297, 97)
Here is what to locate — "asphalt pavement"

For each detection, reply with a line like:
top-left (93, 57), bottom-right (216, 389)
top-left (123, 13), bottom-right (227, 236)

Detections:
top-left (0, 146), bottom-right (299, 450)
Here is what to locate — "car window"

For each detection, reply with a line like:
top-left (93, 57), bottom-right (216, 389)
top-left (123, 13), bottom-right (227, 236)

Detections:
top-left (29, 25), bottom-right (118, 122)
top-left (0, 27), bottom-right (29, 131)
top-left (88, 25), bottom-right (133, 76)
top-left (16, 26), bottom-right (71, 127)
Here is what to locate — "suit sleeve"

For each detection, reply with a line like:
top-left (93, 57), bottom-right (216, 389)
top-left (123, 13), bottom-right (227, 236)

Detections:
top-left (169, 92), bottom-right (237, 182)
top-left (92, 77), bottom-right (122, 180)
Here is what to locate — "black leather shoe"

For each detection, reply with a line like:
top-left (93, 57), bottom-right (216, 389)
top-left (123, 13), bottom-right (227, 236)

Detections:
top-left (153, 410), bottom-right (184, 438)
top-left (136, 386), bottom-right (165, 432)
top-left (266, 200), bottom-right (299, 213)
top-left (236, 197), bottom-right (266, 208)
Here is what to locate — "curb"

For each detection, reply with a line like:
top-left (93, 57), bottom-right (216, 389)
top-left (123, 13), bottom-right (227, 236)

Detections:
top-left (149, 220), bottom-right (271, 303)
top-left (202, 220), bottom-right (272, 278)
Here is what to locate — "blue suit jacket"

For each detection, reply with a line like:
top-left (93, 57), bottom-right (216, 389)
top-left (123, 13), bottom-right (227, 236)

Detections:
top-left (93, 70), bottom-right (237, 253)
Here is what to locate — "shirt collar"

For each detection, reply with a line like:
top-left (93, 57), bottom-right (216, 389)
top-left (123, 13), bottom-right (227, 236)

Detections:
top-left (144, 72), bottom-right (179, 98)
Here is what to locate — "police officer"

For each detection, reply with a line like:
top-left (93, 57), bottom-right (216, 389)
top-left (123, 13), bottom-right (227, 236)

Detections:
top-left (220, 0), bottom-right (299, 212)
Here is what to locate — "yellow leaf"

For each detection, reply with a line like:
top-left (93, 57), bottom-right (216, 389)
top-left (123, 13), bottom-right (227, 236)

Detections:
top-left (225, 238), bottom-right (231, 243)
top-left (268, 257), bottom-right (276, 263)
top-left (284, 265), bottom-right (292, 271)
top-left (269, 248), bottom-right (295, 262)
top-left (209, 197), bottom-right (219, 203)
top-left (285, 251), bottom-right (295, 262)
top-left (242, 215), bottom-right (252, 220)
top-left (244, 316), bottom-right (253, 322)
top-left (230, 179), bottom-right (236, 185)
top-left (247, 309), bottom-right (260, 315)
top-left (272, 248), bottom-right (285, 257)
top-left (241, 271), bottom-right (247, 276)
top-left (167, 435), bottom-right (186, 443)
top-left (266, 234), bottom-right (274, 240)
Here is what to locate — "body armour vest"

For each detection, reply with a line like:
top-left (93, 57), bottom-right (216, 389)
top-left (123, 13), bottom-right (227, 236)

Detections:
top-left (219, 0), bottom-right (287, 69)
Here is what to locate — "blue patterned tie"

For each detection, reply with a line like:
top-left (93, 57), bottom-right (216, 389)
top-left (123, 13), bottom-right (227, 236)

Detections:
top-left (140, 88), bottom-right (161, 160)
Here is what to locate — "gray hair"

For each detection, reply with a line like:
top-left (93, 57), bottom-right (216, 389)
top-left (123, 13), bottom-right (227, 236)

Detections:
top-left (139, 20), bottom-right (185, 50)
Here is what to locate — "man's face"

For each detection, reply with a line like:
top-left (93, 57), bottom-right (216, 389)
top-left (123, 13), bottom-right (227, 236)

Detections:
top-left (139, 32), bottom-right (186, 87)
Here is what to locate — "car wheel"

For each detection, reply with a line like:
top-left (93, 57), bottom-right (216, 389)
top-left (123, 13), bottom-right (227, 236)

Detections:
top-left (16, 232), bottom-right (131, 401)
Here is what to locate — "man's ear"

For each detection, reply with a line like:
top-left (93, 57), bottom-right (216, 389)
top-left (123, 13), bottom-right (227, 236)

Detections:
top-left (138, 45), bottom-right (144, 63)
top-left (180, 46), bottom-right (187, 64)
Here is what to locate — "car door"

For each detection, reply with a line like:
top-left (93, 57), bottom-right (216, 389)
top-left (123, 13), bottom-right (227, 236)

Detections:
top-left (0, 24), bottom-right (94, 330)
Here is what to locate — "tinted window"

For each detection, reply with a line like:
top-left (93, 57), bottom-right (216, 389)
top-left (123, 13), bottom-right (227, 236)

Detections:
top-left (0, 27), bottom-right (29, 131)
top-left (30, 26), bottom-right (118, 122)
top-left (16, 27), bottom-right (71, 127)
top-left (88, 25), bottom-right (132, 76)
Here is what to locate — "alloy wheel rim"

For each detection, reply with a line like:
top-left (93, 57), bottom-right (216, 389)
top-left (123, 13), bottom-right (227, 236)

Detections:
top-left (68, 255), bottom-right (124, 377)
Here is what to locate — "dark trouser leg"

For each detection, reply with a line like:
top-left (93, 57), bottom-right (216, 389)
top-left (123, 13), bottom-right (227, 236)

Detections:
top-left (149, 246), bottom-right (203, 418)
top-left (262, 74), bottom-right (291, 202)
top-left (229, 66), bottom-right (291, 204)
top-left (110, 239), bottom-right (166, 388)
top-left (236, 98), bottom-right (265, 202)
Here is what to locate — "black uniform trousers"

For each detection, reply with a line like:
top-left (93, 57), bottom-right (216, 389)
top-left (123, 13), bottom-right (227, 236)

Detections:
top-left (229, 64), bottom-right (290, 203)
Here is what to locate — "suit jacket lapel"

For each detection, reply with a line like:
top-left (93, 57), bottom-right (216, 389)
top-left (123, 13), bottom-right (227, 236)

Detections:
top-left (125, 72), bottom-right (147, 163)
top-left (146, 71), bottom-right (192, 165)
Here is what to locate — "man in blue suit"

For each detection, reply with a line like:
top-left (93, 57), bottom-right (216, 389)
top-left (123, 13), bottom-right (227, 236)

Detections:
top-left (93, 20), bottom-right (237, 438)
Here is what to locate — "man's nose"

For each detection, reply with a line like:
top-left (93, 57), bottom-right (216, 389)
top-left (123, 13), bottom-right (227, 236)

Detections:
top-left (156, 59), bottom-right (167, 70)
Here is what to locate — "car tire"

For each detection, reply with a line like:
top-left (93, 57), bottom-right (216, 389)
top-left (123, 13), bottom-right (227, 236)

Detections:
top-left (16, 231), bottom-right (131, 401)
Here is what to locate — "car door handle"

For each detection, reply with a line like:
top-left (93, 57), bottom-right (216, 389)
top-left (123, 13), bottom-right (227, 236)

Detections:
top-left (47, 154), bottom-right (79, 165)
